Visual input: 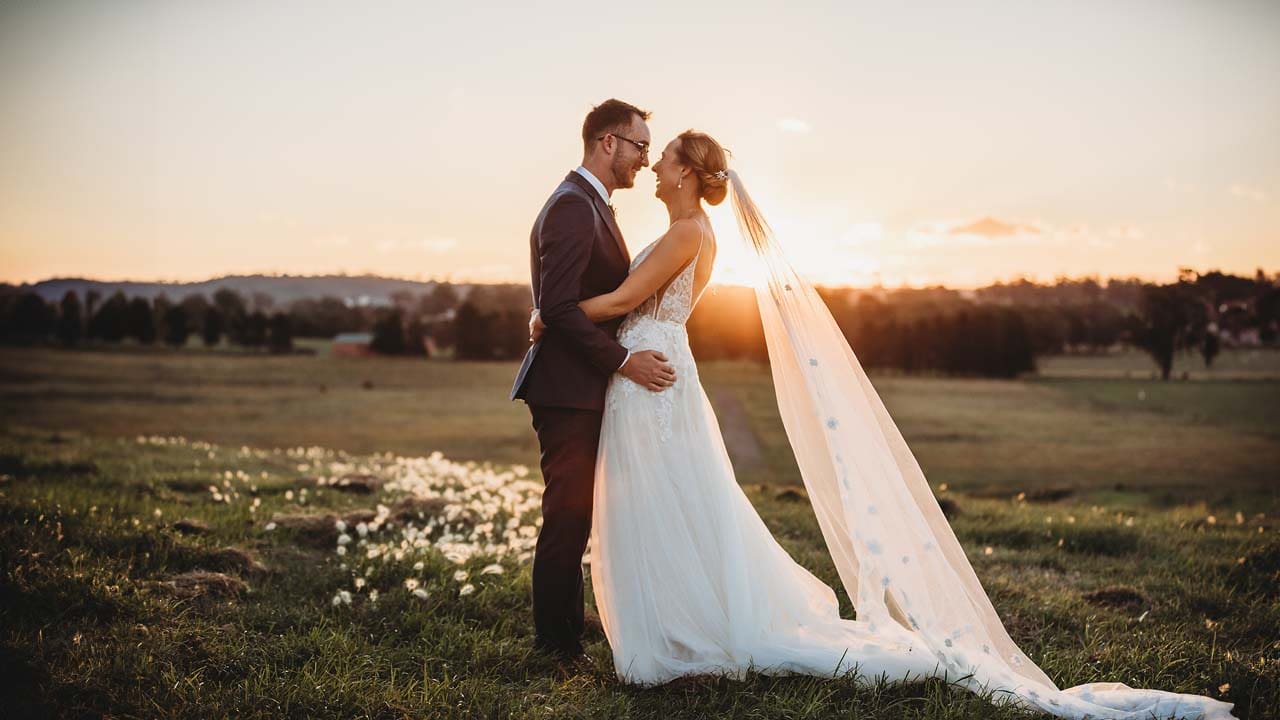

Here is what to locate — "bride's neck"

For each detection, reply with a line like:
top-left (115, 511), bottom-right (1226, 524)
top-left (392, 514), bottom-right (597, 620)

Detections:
top-left (665, 196), bottom-right (704, 224)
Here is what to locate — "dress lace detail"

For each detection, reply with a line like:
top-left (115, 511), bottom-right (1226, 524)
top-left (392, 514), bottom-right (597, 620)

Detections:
top-left (605, 218), bottom-right (709, 442)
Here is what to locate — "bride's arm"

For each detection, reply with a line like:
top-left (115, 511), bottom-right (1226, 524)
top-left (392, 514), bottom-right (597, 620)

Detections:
top-left (578, 220), bottom-right (702, 322)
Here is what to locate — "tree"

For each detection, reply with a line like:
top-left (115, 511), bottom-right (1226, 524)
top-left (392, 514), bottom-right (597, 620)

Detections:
top-left (56, 291), bottom-right (83, 347)
top-left (419, 283), bottom-right (460, 316)
top-left (453, 302), bottom-right (493, 359)
top-left (8, 293), bottom-right (54, 345)
top-left (213, 288), bottom-right (248, 344)
top-left (1258, 286), bottom-right (1280, 345)
top-left (202, 307), bottom-right (224, 347)
top-left (1130, 283), bottom-right (1205, 380)
top-left (163, 305), bottom-right (189, 348)
top-left (1201, 330), bottom-right (1221, 368)
top-left (404, 316), bottom-right (428, 357)
top-left (267, 312), bottom-right (293, 354)
top-left (370, 308), bottom-right (406, 355)
top-left (243, 311), bottom-right (268, 347)
top-left (85, 289), bottom-right (101, 321)
top-left (126, 297), bottom-right (156, 344)
top-left (88, 292), bottom-right (129, 342)
top-left (251, 291), bottom-right (275, 314)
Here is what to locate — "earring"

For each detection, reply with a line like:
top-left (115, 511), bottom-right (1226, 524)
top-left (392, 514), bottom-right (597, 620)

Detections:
top-left (677, 177), bottom-right (683, 189)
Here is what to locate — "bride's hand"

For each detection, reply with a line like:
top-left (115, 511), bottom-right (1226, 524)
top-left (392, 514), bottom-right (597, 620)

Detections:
top-left (529, 308), bottom-right (545, 342)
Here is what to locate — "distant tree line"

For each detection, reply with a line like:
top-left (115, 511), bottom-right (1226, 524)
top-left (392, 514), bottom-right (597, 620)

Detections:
top-left (0, 288), bottom-right (298, 354)
top-left (2, 268), bottom-right (1276, 379)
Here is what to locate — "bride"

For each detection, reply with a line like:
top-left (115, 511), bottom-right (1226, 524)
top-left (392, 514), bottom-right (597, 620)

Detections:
top-left (530, 130), bottom-right (1237, 720)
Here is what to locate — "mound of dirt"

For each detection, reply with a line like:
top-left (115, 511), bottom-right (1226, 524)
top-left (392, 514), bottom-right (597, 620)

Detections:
top-left (171, 518), bottom-right (210, 535)
top-left (209, 546), bottom-right (269, 577)
top-left (268, 510), bottom-right (377, 546)
top-left (155, 570), bottom-right (248, 599)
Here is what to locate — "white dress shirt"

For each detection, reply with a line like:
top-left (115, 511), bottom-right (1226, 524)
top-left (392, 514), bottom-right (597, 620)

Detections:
top-left (572, 166), bottom-right (630, 373)
top-left (574, 165), bottom-right (611, 204)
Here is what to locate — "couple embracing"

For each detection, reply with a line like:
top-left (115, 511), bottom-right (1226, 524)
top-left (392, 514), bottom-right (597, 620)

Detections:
top-left (509, 98), bottom-right (1236, 720)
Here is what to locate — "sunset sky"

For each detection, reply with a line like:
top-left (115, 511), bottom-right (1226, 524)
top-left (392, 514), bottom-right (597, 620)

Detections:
top-left (1, 0), bottom-right (1277, 289)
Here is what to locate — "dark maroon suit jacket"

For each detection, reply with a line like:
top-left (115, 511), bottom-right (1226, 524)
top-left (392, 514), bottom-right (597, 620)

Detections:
top-left (510, 171), bottom-right (632, 411)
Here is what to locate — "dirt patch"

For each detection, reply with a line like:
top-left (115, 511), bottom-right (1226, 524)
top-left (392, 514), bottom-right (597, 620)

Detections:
top-left (709, 387), bottom-right (764, 468)
top-left (305, 473), bottom-right (386, 494)
top-left (171, 518), bottom-right (210, 535)
top-left (937, 497), bottom-right (961, 520)
top-left (208, 546), bottom-right (269, 577)
top-left (970, 486), bottom-right (1076, 503)
top-left (269, 510), bottom-right (377, 547)
top-left (165, 478), bottom-right (214, 493)
top-left (1025, 487), bottom-right (1075, 503)
top-left (154, 570), bottom-right (248, 599)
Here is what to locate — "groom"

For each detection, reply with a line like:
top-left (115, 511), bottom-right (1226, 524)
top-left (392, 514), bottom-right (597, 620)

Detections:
top-left (510, 98), bottom-right (676, 661)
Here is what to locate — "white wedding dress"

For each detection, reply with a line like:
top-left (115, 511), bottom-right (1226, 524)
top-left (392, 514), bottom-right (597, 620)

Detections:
top-left (587, 203), bottom-right (1237, 720)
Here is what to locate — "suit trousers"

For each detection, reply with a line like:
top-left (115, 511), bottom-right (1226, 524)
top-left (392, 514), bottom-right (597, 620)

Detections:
top-left (527, 403), bottom-right (603, 655)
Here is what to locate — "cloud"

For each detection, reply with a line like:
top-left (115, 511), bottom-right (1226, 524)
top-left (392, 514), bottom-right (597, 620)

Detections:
top-left (908, 217), bottom-right (1138, 251)
top-left (947, 216), bottom-right (1041, 238)
top-left (1228, 183), bottom-right (1268, 201)
top-left (777, 118), bottom-right (811, 133)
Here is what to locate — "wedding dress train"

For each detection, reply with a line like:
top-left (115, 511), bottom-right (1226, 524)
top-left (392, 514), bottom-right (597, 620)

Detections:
top-left (588, 186), bottom-right (1237, 719)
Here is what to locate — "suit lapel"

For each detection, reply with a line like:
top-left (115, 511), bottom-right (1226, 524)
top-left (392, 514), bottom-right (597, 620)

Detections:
top-left (565, 171), bottom-right (630, 263)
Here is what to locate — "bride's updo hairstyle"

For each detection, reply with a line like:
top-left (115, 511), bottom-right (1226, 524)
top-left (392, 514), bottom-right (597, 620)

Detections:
top-left (675, 130), bottom-right (730, 206)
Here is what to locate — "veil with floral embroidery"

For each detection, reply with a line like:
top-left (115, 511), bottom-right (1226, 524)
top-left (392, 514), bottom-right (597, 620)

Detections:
top-left (725, 168), bottom-right (1238, 720)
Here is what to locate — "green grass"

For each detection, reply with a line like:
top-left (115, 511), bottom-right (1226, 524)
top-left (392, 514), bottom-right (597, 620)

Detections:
top-left (1, 346), bottom-right (1276, 718)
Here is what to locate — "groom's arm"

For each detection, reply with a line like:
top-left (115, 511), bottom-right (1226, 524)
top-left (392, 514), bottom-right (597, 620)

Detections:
top-left (537, 194), bottom-right (630, 375)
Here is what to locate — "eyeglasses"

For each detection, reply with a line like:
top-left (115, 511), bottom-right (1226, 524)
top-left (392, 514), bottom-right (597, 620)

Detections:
top-left (598, 133), bottom-right (649, 159)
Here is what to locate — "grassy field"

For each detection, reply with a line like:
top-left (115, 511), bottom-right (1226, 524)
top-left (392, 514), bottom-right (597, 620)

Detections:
top-left (1, 346), bottom-right (1277, 718)
top-left (1036, 347), bottom-right (1280, 381)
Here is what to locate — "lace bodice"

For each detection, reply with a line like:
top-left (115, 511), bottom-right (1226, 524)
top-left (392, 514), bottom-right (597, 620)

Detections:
top-left (621, 216), bottom-right (712, 330)
top-left (607, 216), bottom-right (713, 441)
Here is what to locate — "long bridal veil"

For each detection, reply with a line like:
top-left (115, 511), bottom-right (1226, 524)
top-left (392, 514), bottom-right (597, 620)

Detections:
top-left (724, 169), bottom-right (1237, 720)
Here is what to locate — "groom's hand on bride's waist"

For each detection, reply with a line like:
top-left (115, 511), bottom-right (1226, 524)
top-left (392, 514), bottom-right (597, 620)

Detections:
top-left (618, 350), bottom-right (676, 392)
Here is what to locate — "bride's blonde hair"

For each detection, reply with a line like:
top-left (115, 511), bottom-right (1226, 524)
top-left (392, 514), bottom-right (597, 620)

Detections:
top-left (675, 130), bottom-right (730, 206)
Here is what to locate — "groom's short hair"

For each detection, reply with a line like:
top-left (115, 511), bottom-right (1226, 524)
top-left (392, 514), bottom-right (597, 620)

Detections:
top-left (582, 99), bottom-right (651, 152)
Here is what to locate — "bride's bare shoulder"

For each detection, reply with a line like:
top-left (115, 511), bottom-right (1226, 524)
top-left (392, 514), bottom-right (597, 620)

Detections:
top-left (651, 219), bottom-right (702, 260)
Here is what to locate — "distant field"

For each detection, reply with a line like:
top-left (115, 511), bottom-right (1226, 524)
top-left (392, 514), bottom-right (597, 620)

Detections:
top-left (1, 346), bottom-right (1276, 511)
top-left (1037, 346), bottom-right (1280, 380)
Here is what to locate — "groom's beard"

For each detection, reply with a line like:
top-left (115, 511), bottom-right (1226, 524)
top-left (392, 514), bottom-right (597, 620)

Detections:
top-left (611, 156), bottom-right (641, 189)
